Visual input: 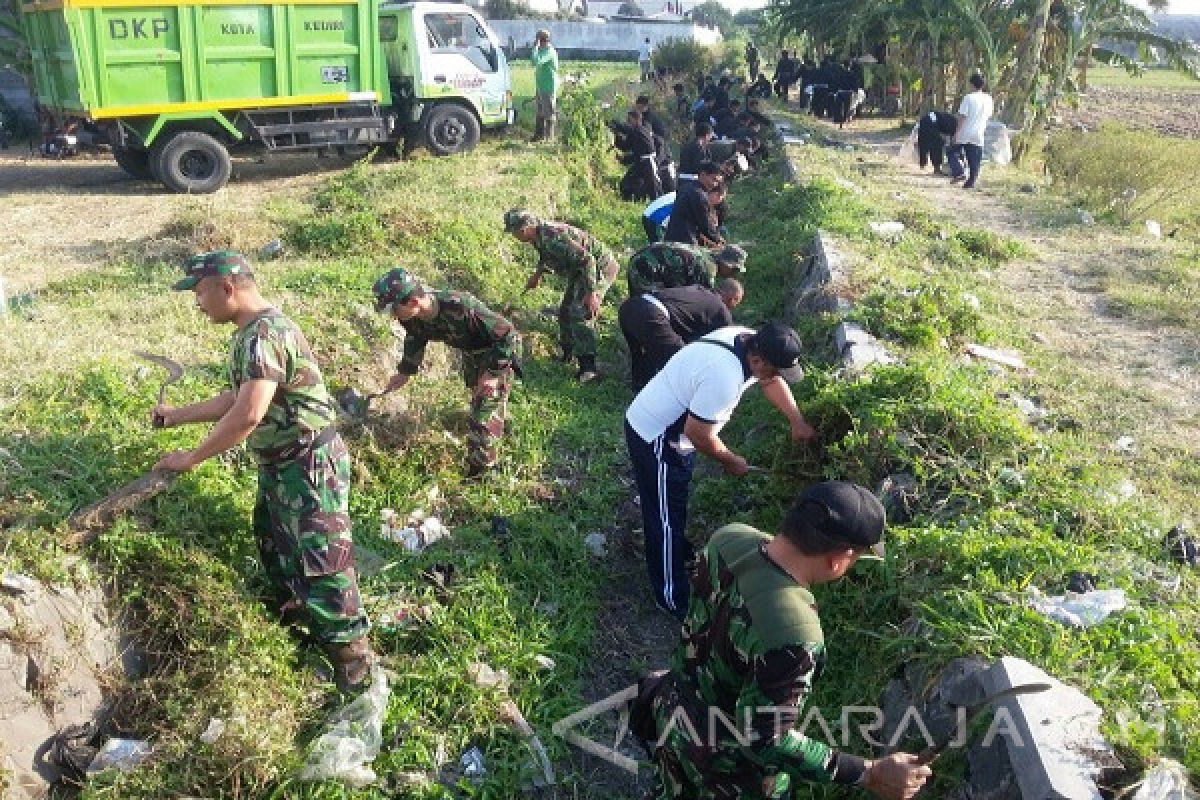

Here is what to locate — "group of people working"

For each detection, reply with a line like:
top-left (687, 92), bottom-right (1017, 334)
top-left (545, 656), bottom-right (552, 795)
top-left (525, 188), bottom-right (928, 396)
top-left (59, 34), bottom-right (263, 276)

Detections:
top-left (146, 62), bottom-right (934, 800)
top-left (916, 73), bottom-right (995, 189)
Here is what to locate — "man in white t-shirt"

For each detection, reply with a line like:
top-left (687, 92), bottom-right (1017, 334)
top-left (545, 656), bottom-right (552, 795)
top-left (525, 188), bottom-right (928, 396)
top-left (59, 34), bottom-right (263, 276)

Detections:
top-left (950, 73), bottom-right (993, 189)
top-left (639, 38), bottom-right (654, 82)
top-left (624, 322), bottom-right (818, 617)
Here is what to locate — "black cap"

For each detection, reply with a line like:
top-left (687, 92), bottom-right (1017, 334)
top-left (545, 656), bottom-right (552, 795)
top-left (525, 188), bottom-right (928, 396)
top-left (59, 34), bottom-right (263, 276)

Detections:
top-left (753, 322), bottom-right (804, 382)
top-left (788, 481), bottom-right (886, 557)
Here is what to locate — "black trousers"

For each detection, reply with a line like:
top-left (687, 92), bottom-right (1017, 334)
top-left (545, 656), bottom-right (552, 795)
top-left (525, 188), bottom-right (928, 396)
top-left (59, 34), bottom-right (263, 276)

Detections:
top-left (917, 129), bottom-right (945, 169)
top-left (625, 417), bottom-right (695, 618)
top-left (618, 295), bottom-right (685, 392)
top-left (949, 143), bottom-right (983, 186)
top-left (622, 157), bottom-right (662, 201)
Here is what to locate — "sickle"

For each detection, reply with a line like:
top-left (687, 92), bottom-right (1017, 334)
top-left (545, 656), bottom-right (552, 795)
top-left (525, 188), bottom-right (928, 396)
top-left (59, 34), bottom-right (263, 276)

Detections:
top-left (916, 682), bottom-right (1053, 764)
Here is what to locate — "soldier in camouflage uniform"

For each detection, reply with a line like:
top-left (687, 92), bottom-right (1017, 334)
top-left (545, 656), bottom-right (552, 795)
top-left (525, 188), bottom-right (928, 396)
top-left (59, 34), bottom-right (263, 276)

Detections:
top-left (372, 268), bottom-right (520, 476)
top-left (504, 209), bottom-right (621, 383)
top-left (646, 482), bottom-right (931, 800)
top-left (626, 241), bottom-right (747, 296)
top-left (154, 251), bottom-right (373, 692)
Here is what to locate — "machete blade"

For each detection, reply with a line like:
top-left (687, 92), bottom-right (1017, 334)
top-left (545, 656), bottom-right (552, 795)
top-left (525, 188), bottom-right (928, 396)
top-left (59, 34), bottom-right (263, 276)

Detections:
top-left (917, 681), bottom-right (1054, 764)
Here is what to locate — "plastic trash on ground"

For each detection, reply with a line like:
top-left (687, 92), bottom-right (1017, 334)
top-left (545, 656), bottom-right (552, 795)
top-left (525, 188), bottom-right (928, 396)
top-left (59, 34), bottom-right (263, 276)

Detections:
top-left (1132, 759), bottom-right (1198, 800)
top-left (1146, 220), bottom-right (1162, 238)
top-left (87, 739), bottom-right (152, 774)
top-left (199, 718), bottom-right (225, 745)
top-left (869, 221), bottom-right (906, 239)
top-left (380, 508), bottom-right (451, 553)
top-left (1027, 587), bottom-right (1128, 628)
top-left (460, 746), bottom-right (487, 784)
top-left (298, 665), bottom-right (390, 787)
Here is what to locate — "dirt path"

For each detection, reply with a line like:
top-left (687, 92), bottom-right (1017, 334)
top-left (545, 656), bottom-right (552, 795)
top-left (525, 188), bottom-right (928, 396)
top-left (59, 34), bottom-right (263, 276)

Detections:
top-left (823, 120), bottom-right (1200, 466)
top-left (0, 149), bottom-right (351, 294)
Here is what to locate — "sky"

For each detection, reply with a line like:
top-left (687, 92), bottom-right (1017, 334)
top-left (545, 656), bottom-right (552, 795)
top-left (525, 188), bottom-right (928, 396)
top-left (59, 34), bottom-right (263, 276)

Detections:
top-left (713, 0), bottom-right (1200, 13)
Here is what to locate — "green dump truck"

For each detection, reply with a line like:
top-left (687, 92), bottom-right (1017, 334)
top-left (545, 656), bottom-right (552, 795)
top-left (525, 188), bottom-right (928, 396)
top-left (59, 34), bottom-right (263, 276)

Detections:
top-left (20, 0), bottom-right (513, 192)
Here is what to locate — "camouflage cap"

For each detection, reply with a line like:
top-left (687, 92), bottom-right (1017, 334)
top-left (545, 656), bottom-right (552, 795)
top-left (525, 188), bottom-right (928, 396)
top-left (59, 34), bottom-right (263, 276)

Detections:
top-left (503, 208), bottom-right (540, 233)
top-left (713, 244), bottom-right (747, 272)
top-left (172, 250), bottom-right (253, 291)
top-left (372, 267), bottom-right (421, 313)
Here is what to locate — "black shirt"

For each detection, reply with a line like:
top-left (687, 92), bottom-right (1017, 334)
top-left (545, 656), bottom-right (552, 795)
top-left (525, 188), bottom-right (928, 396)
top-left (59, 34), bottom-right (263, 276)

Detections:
top-left (612, 121), bottom-right (656, 158)
top-left (647, 285), bottom-right (734, 342)
top-left (665, 181), bottom-right (719, 245)
top-left (678, 138), bottom-right (710, 175)
top-left (641, 108), bottom-right (667, 139)
top-left (919, 110), bottom-right (959, 136)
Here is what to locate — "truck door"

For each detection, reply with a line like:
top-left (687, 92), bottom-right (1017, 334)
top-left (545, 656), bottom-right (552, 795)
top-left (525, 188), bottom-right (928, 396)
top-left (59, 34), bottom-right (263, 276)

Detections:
top-left (418, 9), bottom-right (510, 126)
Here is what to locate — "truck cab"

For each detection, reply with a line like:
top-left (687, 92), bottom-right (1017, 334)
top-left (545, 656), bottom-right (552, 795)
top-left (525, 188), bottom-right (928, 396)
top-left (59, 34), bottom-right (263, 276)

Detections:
top-left (380, 2), bottom-right (512, 155)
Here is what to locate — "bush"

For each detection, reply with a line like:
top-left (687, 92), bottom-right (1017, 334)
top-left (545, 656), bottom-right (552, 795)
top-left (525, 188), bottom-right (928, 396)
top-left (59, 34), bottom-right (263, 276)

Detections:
top-left (851, 283), bottom-right (986, 347)
top-left (1044, 124), bottom-right (1200, 226)
top-left (652, 38), bottom-right (717, 76)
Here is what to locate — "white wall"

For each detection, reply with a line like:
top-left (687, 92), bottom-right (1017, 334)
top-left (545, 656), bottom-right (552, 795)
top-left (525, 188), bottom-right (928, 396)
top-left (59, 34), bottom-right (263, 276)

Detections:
top-left (491, 19), bottom-right (722, 58)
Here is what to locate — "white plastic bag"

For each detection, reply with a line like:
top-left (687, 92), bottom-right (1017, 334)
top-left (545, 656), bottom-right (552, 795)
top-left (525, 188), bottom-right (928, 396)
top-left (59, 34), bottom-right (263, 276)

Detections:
top-left (897, 124), bottom-right (919, 165)
top-left (1028, 587), bottom-right (1127, 628)
top-left (299, 666), bottom-right (390, 787)
top-left (984, 120), bottom-right (1012, 166)
top-left (1132, 759), bottom-right (1198, 800)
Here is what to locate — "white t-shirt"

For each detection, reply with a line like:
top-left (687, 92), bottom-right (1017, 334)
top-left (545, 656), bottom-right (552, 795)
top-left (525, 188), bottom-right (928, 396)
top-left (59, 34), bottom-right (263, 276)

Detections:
top-left (626, 325), bottom-right (757, 453)
top-left (955, 91), bottom-right (994, 147)
top-left (639, 42), bottom-right (653, 62)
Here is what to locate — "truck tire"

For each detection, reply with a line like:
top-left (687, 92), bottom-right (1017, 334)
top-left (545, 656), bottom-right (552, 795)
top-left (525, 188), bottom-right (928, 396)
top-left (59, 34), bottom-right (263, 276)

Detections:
top-left (151, 131), bottom-right (232, 193)
top-left (423, 104), bottom-right (480, 157)
top-left (112, 146), bottom-right (154, 180)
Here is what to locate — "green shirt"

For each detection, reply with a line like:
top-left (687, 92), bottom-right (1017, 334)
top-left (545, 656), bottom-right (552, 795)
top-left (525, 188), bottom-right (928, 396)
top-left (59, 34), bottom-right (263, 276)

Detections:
top-left (627, 242), bottom-right (719, 295)
top-left (533, 222), bottom-right (615, 293)
top-left (227, 309), bottom-right (337, 457)
top-left (395, 290), bottom-right (520, 375)
top-left (532, 44), bottom-right (559, 96)
top-left (657, 524), bottom-right (863, 794)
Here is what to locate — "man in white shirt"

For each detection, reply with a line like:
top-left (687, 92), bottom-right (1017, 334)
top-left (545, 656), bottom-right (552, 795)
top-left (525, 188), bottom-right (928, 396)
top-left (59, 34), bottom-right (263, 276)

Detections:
top-left (639, 38), bottom-right (654, 82)
top-left (950, 73), bottom-right (993, 189)
top-left (624, 323), bottom-right (818, 618)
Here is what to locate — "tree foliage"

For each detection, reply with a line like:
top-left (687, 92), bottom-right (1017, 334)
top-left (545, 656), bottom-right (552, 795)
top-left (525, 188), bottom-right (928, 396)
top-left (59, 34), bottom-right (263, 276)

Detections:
top-left (690, 0), bottom-right (736, 37)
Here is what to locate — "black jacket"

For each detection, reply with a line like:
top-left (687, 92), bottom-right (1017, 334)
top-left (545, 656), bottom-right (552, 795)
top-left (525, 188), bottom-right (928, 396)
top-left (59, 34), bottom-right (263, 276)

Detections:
top-left (678, 138), bottom-right (711, 175)
top-left (665, 181), bottom-right (719, 245)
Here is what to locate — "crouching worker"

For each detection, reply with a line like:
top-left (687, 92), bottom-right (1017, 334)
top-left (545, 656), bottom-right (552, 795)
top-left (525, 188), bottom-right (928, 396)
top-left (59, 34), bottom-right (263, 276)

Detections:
top-left (372, 268), bottom-right (520, 477)
top-left (154, 251), bottom-right (373, 692)
top-left (642, 481), bottom-right (934, 800)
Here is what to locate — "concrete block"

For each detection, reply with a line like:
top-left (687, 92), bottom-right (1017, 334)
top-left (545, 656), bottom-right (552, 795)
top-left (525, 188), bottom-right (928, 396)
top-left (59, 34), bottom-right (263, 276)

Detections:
top-left (843, 341), bottom-right (897, 372)
top-left (834, 321), bottom-right (873, 353)
top-left (978, 657), bottom-right (1117, 800)
top-left (787, 229), bottom-right (854, 320)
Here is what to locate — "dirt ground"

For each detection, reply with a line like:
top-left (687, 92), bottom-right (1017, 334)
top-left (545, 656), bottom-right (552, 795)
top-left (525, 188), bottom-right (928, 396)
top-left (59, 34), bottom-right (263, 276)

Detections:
top-left (812, 116), bottom-right (1200, 486)
top-left (0, 149), bottom-right (352, 294)
top-left (1058, 84), bottom-right (1200, 138)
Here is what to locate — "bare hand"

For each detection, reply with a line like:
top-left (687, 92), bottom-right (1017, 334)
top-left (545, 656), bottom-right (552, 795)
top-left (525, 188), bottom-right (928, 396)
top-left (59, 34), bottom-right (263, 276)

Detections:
top-left (384, 373), bottom-right (411, 394)
top-left (152, 404), bottom-right (178, 429)
top-left (722, 454), bottom-right (749, 476)
top-left (154, 449), bottom-right (200, 473)
top-left (583, 292), bottom-right (601, 318)
top-left (864, 753), bottom-right (932, 800)
top-left (790, 418), bottom-right (817, 443)
top-left (525, 272), bottom-right (542, 291)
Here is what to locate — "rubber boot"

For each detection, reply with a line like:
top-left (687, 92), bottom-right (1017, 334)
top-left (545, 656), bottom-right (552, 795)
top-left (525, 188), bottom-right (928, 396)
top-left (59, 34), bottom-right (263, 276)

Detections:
top-left (326, 637), bottom-right (374, 693)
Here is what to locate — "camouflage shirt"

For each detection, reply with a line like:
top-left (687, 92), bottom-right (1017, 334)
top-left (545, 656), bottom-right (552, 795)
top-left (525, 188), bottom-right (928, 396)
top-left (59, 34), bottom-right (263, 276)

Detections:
top-left (532, 222), bottom-right (615, 293)
top-left (396, 290), bottom-right (520, 375)
top-left (656, 523), bottom-right (866, 794)
top-left (228, 309), bottom-right (337, 457)
top-left (627, 242), bottom-right (718, 296)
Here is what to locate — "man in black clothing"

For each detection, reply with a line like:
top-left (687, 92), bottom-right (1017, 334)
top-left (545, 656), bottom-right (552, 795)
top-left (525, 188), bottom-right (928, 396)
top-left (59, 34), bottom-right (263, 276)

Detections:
top-left (773, 50), bottom-right (795, 98)
top-left (635, 95), bottom-right (667, 139)
top-left (677, 121), bottom-right (714, 186)
top-left (745, 41), bottom-right (760, 81)
top-left (665, 161), bottom-right (723, 245)
top-left (619, 280), bottom-right (744, 391)
top-left (610, 110), bottom-right (661, 201)
top-left (713, 76), bottom-right (732, 111)
top-left (917, 109), bottom-right (959, 173)
top-left (692, 95), bottom-right (717, 129)
top-left (714, 99), bottom-right (742, 139)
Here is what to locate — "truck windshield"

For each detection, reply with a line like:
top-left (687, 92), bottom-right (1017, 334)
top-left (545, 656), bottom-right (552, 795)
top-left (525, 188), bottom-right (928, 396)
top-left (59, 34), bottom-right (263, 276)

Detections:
top-left (425, 12), bottom-right (497, 73)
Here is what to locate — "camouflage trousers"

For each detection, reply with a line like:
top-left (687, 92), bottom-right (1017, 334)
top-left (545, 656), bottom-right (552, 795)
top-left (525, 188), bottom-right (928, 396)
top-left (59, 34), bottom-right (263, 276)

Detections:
top-left (253, 434), bottom-right (370, 645)
top-left (462, 352), bottom-right (513, 471)
top-left (557, 256), bottom-right (621, 359)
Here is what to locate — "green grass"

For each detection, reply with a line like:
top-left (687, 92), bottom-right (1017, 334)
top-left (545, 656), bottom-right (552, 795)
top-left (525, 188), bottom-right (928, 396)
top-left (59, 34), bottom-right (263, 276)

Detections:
top-left (3, 69), bottom-right (1199, 799)
top-left (1086, 65), bottom-right (1200, 90)
top-left (755, 112), bottom-right (1200, 787)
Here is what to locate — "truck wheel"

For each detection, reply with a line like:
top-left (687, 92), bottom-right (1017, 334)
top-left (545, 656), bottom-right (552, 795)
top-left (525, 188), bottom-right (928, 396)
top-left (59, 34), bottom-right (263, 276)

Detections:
top-left (152, 131), bottom-right (232, 193)
top-left (112, 146), bottom-right (154, 180)
top-left (424, 104), bottom-right (480, 156)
